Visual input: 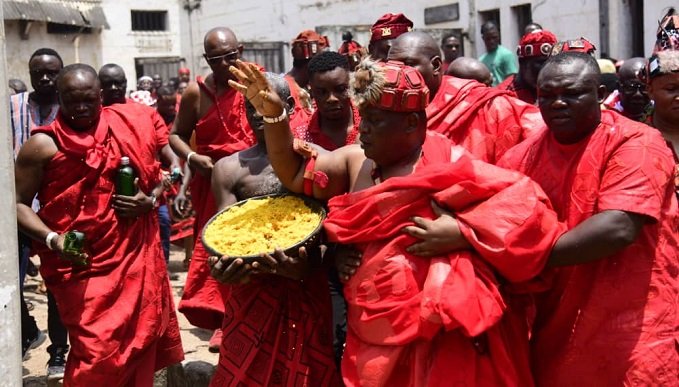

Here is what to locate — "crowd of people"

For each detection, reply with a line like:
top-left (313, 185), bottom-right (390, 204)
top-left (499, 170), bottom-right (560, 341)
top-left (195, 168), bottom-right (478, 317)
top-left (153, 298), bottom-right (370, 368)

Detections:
top-left (10, 7), bottom-right (678, 387)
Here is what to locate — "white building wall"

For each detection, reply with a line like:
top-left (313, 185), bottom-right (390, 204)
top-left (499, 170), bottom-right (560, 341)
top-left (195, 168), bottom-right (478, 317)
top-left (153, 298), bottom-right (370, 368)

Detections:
top-left (177, 0), bottom-right (677, 77)
top-left (100, 0), bottom-right (182, 92)
top-left (180, 0), bottom-right (474, 77)
top-left (4, 21), bottom-right (103, 85)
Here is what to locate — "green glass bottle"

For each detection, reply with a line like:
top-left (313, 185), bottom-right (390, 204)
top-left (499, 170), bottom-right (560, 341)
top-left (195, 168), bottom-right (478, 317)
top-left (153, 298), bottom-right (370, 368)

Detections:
top-left (63, 231), bottom-right (87, 265)
top-left (117, 156), bottom-right (136, 196)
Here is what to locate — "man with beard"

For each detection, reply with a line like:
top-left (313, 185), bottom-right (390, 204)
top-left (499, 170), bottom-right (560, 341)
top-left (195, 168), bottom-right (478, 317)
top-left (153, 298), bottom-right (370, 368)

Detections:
top-left (169, 27), bottom-right (255, 351)
top-left (15, 63), bottom-right (184, 385)
top-left (10, 47), bottom-right (69, 382)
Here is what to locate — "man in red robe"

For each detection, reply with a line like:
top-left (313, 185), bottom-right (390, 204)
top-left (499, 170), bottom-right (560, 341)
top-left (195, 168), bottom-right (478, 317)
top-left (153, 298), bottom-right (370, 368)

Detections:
top-left (227, 58), bottom-right (564, 386)
top-left (499, 52), bottom-right (679, 386)
top-left (292, 51), bottom-right (361, 150)
top-left (497, 29), bottom-right (557, 105)
top-left (15, 64), bottom-right (183, 385)
top-left (169, 27), bottom-right (254, 348)
top-left (208, 73), bottom-right (339, 386)
top-left (388, 31), bottom-right (545, 164)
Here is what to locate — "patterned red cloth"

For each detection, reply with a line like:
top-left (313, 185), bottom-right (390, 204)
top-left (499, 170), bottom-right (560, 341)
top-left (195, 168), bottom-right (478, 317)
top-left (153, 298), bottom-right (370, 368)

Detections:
top-left (324, 133), bottom-right (564, 387)
top-left (292, 103), bottom-right (361, 150)
top-left (210, 271), bottom-right (341, 386)
top-left (426, 75), bottom-right (544, 164)
top-left (496, 74), bottom-right (537, 105)
top-left (31, 105), bottom-right (184, 385)
top-left (178, 76), bottom-right (255, 330)
top-left (499, 110), bottom-right (679, 386)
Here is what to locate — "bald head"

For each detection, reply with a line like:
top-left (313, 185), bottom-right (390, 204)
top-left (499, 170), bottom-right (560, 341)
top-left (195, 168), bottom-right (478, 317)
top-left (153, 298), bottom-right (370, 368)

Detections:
top-left (446, 57), bottom-right (492, 86)
top-left (98, 63), bottom-right (127, 106)
top-left (618, 57), bottom-right (647, 81)
top-left (539, 51), bottom-right (601, 86)
top-left (204, 27), bottom-right (238, 51)
top-left (57, 64), bottom-right (102, 131)
top-left (388, 31), bottom-right (443, 98)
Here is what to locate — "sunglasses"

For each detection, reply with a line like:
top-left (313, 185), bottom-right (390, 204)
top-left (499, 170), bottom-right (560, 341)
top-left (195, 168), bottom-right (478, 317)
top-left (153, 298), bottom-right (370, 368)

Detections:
top-left (621, 82), bottom-right (647, 95)
top-left (203, 50), bottom-right (239, 65)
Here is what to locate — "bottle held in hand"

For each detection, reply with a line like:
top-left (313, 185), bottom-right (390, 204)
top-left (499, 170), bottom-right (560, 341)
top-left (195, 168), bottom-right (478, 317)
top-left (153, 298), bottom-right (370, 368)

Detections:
top-left (117, 156), bottom-right (137, 196)
top-left (63, 230), bottom-right (87, 265)
top-left (170, 167), bottom-right (182, 183)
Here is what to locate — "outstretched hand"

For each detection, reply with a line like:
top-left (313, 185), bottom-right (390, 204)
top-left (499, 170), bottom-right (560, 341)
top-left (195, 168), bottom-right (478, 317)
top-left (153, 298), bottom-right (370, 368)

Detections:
top-left (228, 60), bottom-right (285, 118)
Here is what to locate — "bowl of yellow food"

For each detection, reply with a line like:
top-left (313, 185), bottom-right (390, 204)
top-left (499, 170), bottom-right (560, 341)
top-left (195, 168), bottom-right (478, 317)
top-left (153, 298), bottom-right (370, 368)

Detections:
top-left (201, 194), bottom-right (326, 262)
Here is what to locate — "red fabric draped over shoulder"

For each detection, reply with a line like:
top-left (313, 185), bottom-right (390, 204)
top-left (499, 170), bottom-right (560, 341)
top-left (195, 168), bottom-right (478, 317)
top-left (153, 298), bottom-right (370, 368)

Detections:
top-left (31, 105), bottom-right (183, 385)
top-left (179, 76), bottom-right (255, 330)
top-left (324, 134), bottom-right (564, 386)
top-left (427, 75), bottom-right (544, 164)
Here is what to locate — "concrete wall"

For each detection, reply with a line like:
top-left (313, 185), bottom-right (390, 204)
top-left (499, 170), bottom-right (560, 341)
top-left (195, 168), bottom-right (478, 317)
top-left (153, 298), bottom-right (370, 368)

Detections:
top-left (100, 0), bottom-right (182, 93)
top-left (3, 20), bottom-right (103, 86)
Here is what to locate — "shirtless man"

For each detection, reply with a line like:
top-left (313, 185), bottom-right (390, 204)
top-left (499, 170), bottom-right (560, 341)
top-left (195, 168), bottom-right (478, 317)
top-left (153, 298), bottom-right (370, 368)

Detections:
top-left (207, 73), bottom-right (339, 386)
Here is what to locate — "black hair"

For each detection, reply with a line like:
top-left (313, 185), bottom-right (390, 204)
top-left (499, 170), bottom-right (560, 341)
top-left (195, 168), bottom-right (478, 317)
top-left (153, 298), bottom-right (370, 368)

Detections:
top-left (157, 85), bottom-right (177, 97)
top-left (342, 31), bottom-right (353, 42)
top-left (481, 21), bottom-right (499, 35)
top-left (30, 48), bottom-right (63, 67)
top-left (441, 32), bottom-right (459, 44)
top-left (8, 78), bottom-right (27, 93)
top-left (600, 73), bottom-right (618, 92)
top-left (98, 63), bottom-right (125, 78)
top-left (308, 51), bottom-right (349, 77)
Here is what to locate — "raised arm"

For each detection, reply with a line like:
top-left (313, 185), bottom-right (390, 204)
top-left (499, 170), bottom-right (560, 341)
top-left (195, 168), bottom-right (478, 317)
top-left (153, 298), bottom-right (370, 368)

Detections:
top-left (228, 60), bottom-right (353, 199)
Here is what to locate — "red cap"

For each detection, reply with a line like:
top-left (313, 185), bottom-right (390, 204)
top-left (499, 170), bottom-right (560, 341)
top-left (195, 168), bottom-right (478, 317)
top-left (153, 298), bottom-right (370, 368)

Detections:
top-left (291, 30), bottom-right (330, 60)
top-left (517, 30), bottom-right (558, 58)
top-left (178, 67), bottom-right (190, 75)
top-left (352, 59), bottom-right (429, 112)
top-left (370, 13), bottom-right (414, 44)
top-left (550, 37), bottom-right (596, 56)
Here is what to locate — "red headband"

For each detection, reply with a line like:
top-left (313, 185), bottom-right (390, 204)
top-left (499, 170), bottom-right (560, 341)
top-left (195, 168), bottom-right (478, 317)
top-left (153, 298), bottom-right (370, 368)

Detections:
top-left (517, 30), bottom-right (557, 58)
top-left (550, 37), bottom-right (596, 56)
top-left (370, 13), bottom-right (414, 43)
top-left (291, 30), bottom-right (329, 60)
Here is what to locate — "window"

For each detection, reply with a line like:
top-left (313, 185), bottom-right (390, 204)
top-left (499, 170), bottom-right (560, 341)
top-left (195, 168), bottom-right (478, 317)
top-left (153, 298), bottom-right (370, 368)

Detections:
top-left (241, 42), bottom-right (287, 74)
top-left (512, 4), bottom-right (532, 37)
top-left (629, 0), bottom-right (644, 57)
top-left (479, 9), bottom-right (501, 33)
top-left (46, 23), bottom-right (92, 34)
top-left (131, 10), bottom-right (167, 32)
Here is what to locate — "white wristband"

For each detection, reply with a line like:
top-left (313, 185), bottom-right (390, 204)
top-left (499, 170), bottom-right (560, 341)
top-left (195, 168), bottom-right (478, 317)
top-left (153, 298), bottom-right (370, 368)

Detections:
top-left (186, 151), bottom-right (197, 166)
top-left (45, 232), bottom-right (58, 250)
top-left (262, 108), bottom-right (287, 124)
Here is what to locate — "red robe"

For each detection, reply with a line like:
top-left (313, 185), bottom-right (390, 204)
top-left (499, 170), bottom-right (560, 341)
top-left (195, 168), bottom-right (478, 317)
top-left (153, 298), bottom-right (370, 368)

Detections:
top-left (284, 74), bottom-right (312, 131)
top-left (31, 105), bottom-right (184, 385)
top-left (210, 270), bottom-right (340, 386)
top-left (427, 75), bottom-right (544, 163)
top-left (178, 77), bottom-right (255, 330)
top-left (499, 110), bottom-right (679, 386)
top-left (496, 74), bottom-right (537, 105)
top-left (292, 103), bottom-right (361, 151)
top-left (324, 133), bottom-right (565, 386)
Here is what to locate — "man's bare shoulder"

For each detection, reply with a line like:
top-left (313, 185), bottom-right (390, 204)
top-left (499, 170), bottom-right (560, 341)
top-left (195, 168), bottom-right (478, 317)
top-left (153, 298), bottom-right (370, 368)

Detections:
top-left (213, 152), bottom-right (242, 175)
top-left (16, 133), bottom-right (58, 165)
top-left (333, 144), bottom-right (365, 163)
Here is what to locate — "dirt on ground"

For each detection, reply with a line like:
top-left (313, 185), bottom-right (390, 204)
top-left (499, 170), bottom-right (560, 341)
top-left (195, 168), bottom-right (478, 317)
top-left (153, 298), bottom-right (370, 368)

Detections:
top-left (22, 245), bottom-right (217, 387)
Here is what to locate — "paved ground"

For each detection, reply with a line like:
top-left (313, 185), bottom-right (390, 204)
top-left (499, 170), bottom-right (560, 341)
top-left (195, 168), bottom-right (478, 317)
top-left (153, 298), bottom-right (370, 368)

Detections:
top-left (22, 245), bottom-right (216, 386)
